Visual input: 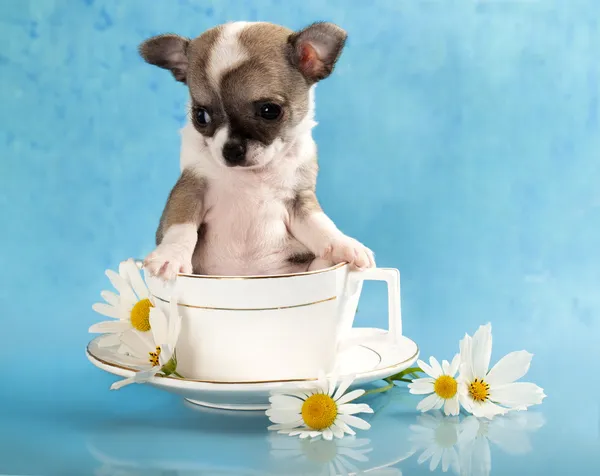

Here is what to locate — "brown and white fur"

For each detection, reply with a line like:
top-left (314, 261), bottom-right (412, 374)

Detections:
top-left (141, 21), bottom-right (375, 279)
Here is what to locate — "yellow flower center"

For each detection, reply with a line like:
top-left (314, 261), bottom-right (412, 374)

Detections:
top-left (433, 375), bottom-right (458, 399)
top-left (301, 394), bottom-right (338, 430)
top-left (468, 378), bottom-right (490, 402)
top-left (130, 298), bottom-right (153, 332)
top-left (149, 346), bottom-right (161, 367)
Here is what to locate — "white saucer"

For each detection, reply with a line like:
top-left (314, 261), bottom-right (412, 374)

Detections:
top-left (87, 327), bottom-right (419, 410)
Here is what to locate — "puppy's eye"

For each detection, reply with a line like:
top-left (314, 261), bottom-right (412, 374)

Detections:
top-left (259, 103), bottom-right (282, 121)
top-left (194, 107), bottom-right (211, 126)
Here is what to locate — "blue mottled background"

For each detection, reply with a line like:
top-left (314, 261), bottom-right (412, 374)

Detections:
top-left (1, 0), bottom-right (599, 474)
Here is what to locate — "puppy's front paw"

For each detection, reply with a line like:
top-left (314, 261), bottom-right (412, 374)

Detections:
top-left (322, 236), bottom-right (375, 269)
top-left (144, 244), bottom-right (193, 281)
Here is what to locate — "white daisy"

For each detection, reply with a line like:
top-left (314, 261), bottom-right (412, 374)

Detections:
top-left (266, 373), bottom-right (374, 440)
top-left (408, 355), bottom-right (461, 416)
top-left (89, 258), bottom-right (154, 346)
top-left (269, 433), bottom-right (372, 476)
top-left (458, 323), bottom-right (546, 419)
top-left (409, 412), bottom-right (461, 474)
top-left (110, 298), bottom-right (182, 390)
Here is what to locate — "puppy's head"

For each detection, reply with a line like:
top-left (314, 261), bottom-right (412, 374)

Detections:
top-left (140, 21), bottom-right (347, 168)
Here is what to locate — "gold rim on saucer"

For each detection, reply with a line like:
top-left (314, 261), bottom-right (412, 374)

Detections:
top-left (86, 340), bottom-right (418, 385)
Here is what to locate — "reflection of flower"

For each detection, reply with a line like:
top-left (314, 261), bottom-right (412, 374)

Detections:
top-left (90, 259), bottom-right (155, 346)
top-left (458, 412), bottom-right (546, 476)
top-left (458, 324), bottom-right (546, 419)
top-left (409, 355), bottom-right (461, 416)
top-left (267, 373), bottom-right (373, 440)
top-left (408, 411), bottom-right (545, 476)
top-left (269, 434), bottom-right (373, 475)
top-left (110, 298), bottom-right (182, 390)
top-left (409, 412), bottom-right (460, 474)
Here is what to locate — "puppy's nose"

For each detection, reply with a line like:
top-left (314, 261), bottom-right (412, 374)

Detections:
top-left (222, 140), bottom-right (246, 165)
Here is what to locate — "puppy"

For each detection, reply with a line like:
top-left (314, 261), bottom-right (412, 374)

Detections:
top-left (140, 21), bottom-right (375, 279)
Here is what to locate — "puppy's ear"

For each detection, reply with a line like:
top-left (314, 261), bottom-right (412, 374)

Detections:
top-left (288, 22), bottom-right (347, 83)
top-left (139, 34), bottom-right (190, 83)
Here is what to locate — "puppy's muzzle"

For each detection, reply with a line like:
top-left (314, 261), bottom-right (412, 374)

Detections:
top-left (223, 139), bottom-right (246, 166)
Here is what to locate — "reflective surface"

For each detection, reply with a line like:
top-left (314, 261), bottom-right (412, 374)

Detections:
top-left (2, 0), bottom-right (600, 474)
top-left (1, 385), bottom-right (596, 475)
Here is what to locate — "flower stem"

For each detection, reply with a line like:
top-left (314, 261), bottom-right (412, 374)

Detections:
top-left (361, 378), bottom-right (395, 397)
top-left (360, 367), bottom-right (424, 399)
top-left (386, 367), bottom-right (423, 382)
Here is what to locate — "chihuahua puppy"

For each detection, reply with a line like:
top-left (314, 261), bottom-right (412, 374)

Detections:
top-left (141, 21), bottom-right (375, 279)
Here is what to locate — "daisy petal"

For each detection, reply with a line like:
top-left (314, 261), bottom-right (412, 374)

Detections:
top-left (110, 368), bottom-right (157, 390)
top-left (122, 258), bottom-right (149, 300)
top-left (266, 411), bottom-right (304, 424)
top-left (443, 396), bottom-right (460, 416)
top-left (110, 376), bottom-right (136, 390)
top-left (417, 393), bottom-right (442, 412)
top-left (149, 307), bottom-right (169, 346)
top-left (458, 392), bottom-right (475, 416)
top-left (336, 389), bottom-right (365, 405)
top-left (410, 377), bottom-right (435, 386)
top-left (106, 269), bottom-right (137, 306)
top-left (338, 414), bottom-right (371, 431)
top-left (408, 380), bottom-right (435, 395)
top-left (429, 357), bottom-right (444, 378)
top-left (337, 421), bottom-right (356, 436)
top-left (97, 333), bottom-right (122, 347)
top-left (279, 390), bottom-right (312, 400)
top-left (327, 374), bottom-right (339, 396)
top-left (120, 330), bottom-right (153, 357)
top-left (168, 298), bottom-right (182, 344)
top-left (89, 320), bottom-right (131, 334)
top-left (459, 334), bottom-right (474, 382)
top-left (267, 419), bottom-right (303, 429)
top-left (330, 423), bottom-right (345, 439)
top-left (417, 359), bottom-right (437, 378)
top-left (486, 351), bottom-right (533, 387)
top-left (471, 323), bottom-right (493, 377)
top-left (100, 290), bottom-right (120, 307)
top-left (333, 376), bottom-right (354, 401)
top-left (449, 353), bottom-right (461, 376)
top-left (323, 428), bottom-right (334, 441)
top-left (490, 382), bottom-right (546, 409)
top-left (338, 403), bottom-right (373, 415)
top-left (442, 359), bottom-right (450, 375)
top-left (92, 303), bottom-right (121, 319)
top-left (471, 400), bottom-right (508, 419)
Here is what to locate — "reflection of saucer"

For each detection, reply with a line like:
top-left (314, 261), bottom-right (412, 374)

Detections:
top-left (87, 327), bottom-right (419, 410)
top-left (86, 390), bottom-right (415, 476)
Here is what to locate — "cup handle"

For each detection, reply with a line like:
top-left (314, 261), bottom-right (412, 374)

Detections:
top-left (348, 267), bottom-right (402, 343)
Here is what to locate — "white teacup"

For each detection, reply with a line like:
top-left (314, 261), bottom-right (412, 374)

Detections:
top-left (145, 263), bottom-right (401, 382)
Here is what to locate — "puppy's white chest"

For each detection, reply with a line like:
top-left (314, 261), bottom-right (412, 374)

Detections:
top-left (198, 177), bottom-right (305, 275)
top-left (207, 184), bottom-right (288, 246)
